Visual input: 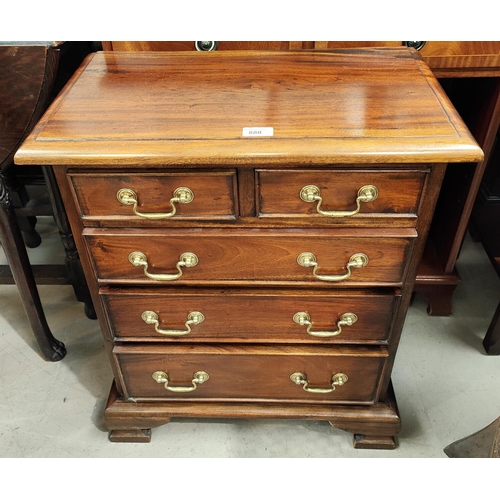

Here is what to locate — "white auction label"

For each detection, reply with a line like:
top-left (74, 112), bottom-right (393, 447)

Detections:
top-left (242, 127), bottom-right (274, 137)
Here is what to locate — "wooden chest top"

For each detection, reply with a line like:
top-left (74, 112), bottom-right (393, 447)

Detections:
top-left (15, 48), bottom-right (483, 166)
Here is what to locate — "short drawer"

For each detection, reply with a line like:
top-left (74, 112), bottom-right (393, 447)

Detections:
top-left (68, 170), bottom-right (238, 223)
top-left (85, 227), bottom-right (415, 286)
top-left (114, 344), bottom-right (388, 404)
top-left (256, 168), bottom-right (426, 224)
top-left (102, 287), bottom-right (399, 344)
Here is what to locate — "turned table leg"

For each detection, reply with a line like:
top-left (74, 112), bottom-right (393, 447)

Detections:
top-left (41, 166), bottom-right (96, 320)
top-left (0, 171), bottom-right (66, 361)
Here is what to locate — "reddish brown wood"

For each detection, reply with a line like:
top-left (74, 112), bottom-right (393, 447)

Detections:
top-left (15, 49), bottom-right (482, 448)
top-left (99, 42), bottom-right (500, 315)
top-left (115, 343), bottom-right (387, 402)
top-left (15, 51), bottom-right (481, 167)
top-left (101, 287), bottom-right (399, 344)
top-left (104, 380), bottom-right (401, 445)
top-left (236, 167), bottom-right (256, 218)
top-left (312, 43), bottom-right (500, 315)
top-left (352, 434), bottom-right (397, 450)
top-left (69, 170), bottom-right (238, 222)
top-left (103, 41), bottom-right (295, 52)
top-left (105, 40), bottom-right (500, 74)
top-left (84, 228), bottom-right (414, 286)
top-left (108, 429), bottom-right (152, 443)
top-left (257, 168), bottom-right (426, 223)
top-left (314, 41), bottom-right (500, 76)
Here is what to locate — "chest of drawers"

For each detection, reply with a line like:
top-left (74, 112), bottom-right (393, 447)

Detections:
top-left (15, 48), bottom-right (483, 449)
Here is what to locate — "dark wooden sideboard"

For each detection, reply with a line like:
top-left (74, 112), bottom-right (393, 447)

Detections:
top-left (102, 41), bottom-right (500, 316)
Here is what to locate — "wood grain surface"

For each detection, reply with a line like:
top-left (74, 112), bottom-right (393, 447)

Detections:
top-left (14, 48), bottom-right (483, 446)
top-left (69, 170), bottom-right (238, 221)
top-left (101, 287), bottom-right (398, 344)
top-left (114, 343), bottom-right (388, 403)
top-left (84, 227), bottom-right (414, 286)
top-left (15, 49), bottom-right (483, 166)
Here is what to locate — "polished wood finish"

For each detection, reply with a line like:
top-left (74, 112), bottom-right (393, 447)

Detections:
top-left (85, 228), bottom-right (413, 286)
top-left (115, 344), bottom-right (387, 402)
top-left (100, 41), bottom-right (500, 315)
top-left (102, 287), bottom-right (399, 343)
top-left (16, 52), bottom-right (480, 166)
top-left (105, 379), bottom-right (401, 446)
top-left (0, 42), bottom-right (95, 360)
top-left (16, 49), bottom-right (482, 448)
top-left (102, 41), bottom-right (300, 52)
top-left (69, 171), bottom-right (238, 222)
top-left (257, 168), bottom-right (426, 224)
top-left (316, 43), bottom-right (500, 314)
top-left (102, 41), bottom-right (500, 74)
top-left (0, 171), bottom-right (66, 360)
top-left (314, 42), bottom-right (500, 76)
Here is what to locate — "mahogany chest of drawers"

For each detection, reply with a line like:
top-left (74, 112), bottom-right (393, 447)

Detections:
top-left (15, 48), bottom-right (483, 449)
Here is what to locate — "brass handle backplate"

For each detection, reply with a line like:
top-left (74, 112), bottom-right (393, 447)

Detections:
top-left (297, 252), bottom-right (368, 282)
top-left (117, 187), bottom-right (194, 219)
top-left (152, 370), bottom-right (209, 392)
top-left (403, 41), bottom-right (426, 51)
top-left (290, 372), bottom-right (348, 393)
top-left (195, 41), bottom-right (218, 51)
top-left (141, 311), bottom-right (205, 336)
top-left (129, 251), bottom-right (198, 281)
top-left (299, 184), bottom-right (378, 218)
top-left (293, 311), bottom-right (358, 338)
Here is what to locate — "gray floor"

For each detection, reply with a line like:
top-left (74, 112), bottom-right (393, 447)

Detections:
top-left (1, 217), bottom-right (500, 458)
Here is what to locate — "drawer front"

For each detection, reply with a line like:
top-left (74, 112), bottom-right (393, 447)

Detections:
top-left (85, 228), bottom-right (414, 286)
top-left (102, 288), bottom-right (399, 343)
top-left (115, 344), bottom-right (388, 404)
top-left (257, 169), bottom-right (426, 223)
top-left (69, 171), bottom-right (238, 222)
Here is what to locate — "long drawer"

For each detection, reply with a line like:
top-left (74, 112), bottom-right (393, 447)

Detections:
top-left (102, 287), bottom-right (399, 343)
top-left (114, 344), bottom-right (388, 404)
top-left (84, 228), bottom-right (415, 286)
top-left (68, 170), bottom-right (238, 223)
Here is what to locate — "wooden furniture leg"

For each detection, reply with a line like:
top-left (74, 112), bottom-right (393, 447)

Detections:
top-left (483, 300), bottom-right (500, 355)
top-left (0, 42), bottom-right (97, 315)
top-left (0, 171), bottom-right (66, 361)
top-left (41, 166), bottom-right (96, 319)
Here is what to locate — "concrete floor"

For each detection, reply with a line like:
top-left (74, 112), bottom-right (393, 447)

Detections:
top-left (1, 217), bottom-right (500, 458)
